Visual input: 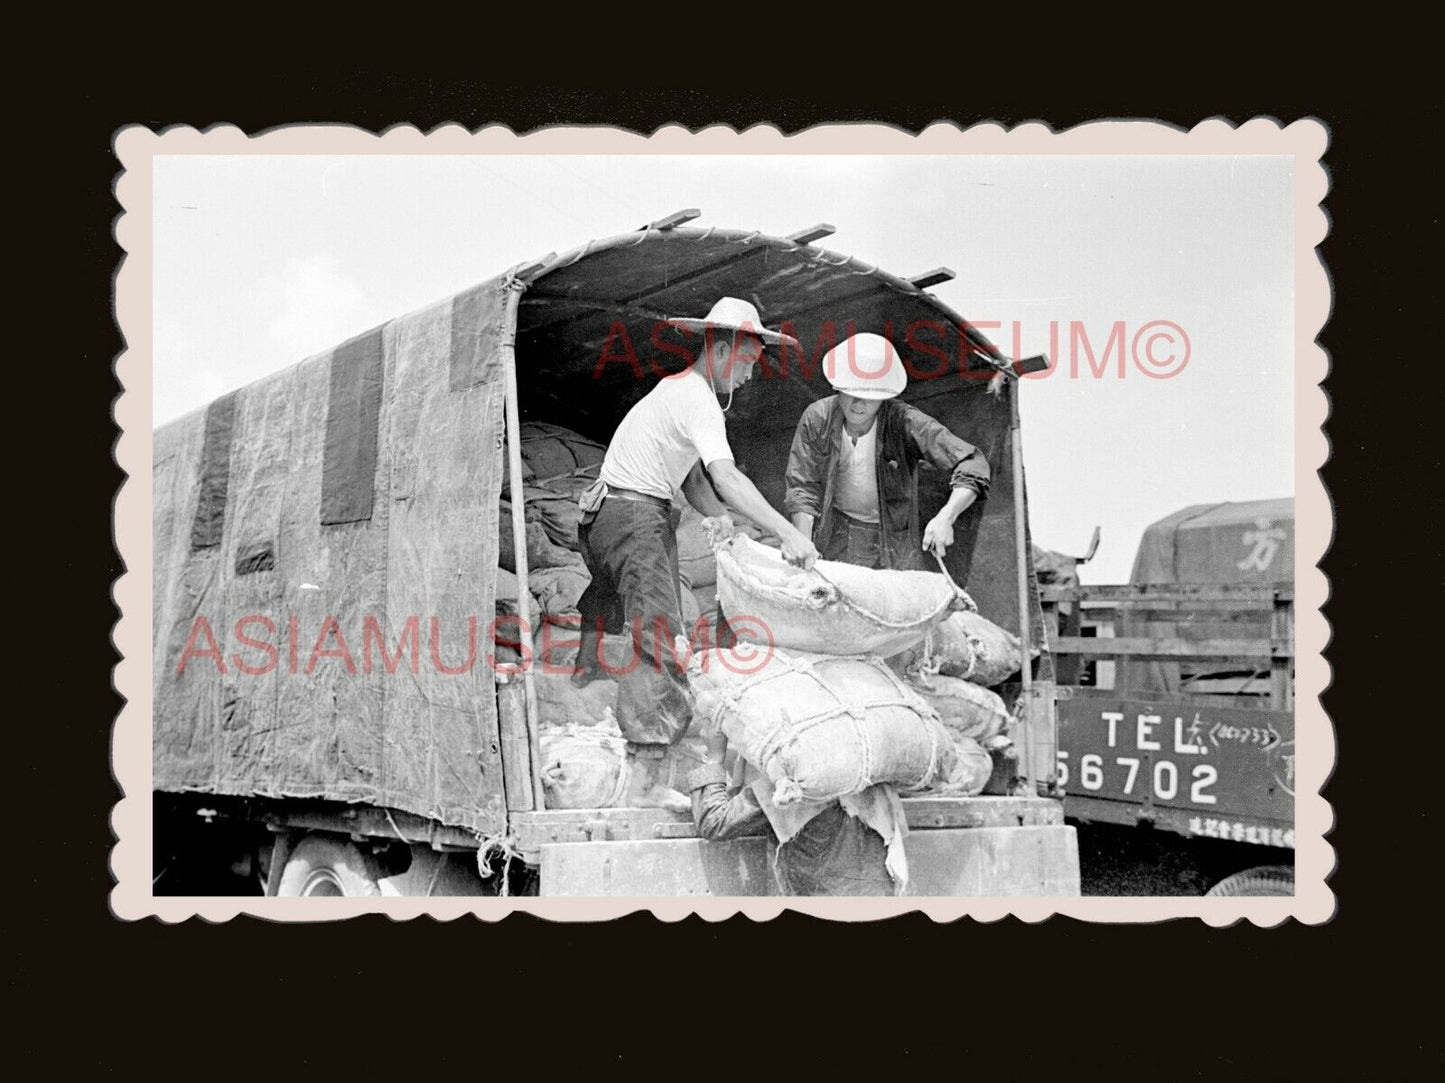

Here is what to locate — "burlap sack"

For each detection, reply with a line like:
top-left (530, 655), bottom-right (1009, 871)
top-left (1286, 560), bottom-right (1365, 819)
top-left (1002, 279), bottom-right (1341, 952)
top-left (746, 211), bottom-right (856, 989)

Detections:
top-left (930, 610), bottom-right (1028, 687)
top-left (688, 647), bottom-right (959, 805)
top-left (907, 673), bottom-right (1010, 743)
top-left (944, 734), bottom-right (993, 797)
top-left (540, 723), bottom-right (629, 809)
top-left (712, 527), bottom-right (961, 657)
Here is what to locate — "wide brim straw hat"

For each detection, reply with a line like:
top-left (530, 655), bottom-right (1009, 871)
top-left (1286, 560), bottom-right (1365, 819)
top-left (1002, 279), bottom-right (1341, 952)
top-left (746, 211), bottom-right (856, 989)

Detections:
top-left (664, 296), bottom-right (800, 350)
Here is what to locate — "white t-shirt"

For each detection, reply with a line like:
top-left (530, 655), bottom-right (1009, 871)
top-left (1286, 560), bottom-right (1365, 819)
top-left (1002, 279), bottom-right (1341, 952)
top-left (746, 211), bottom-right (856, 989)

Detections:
top-left (599, 368), bottom-right (734, 499)
top-left (833, 421), bottom-right (880, 523)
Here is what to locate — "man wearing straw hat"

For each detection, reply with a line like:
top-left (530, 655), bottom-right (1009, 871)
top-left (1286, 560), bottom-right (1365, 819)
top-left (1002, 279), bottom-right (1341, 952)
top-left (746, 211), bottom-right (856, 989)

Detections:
top-left (574, 297), bottom-right (819, 810)
top-left (784, 331), bottom-right (991, 572)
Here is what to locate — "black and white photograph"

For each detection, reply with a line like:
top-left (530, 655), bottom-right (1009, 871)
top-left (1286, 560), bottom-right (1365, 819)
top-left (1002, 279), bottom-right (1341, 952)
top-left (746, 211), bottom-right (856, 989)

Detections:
top-left (116, 122), bottom-right (1329, 912)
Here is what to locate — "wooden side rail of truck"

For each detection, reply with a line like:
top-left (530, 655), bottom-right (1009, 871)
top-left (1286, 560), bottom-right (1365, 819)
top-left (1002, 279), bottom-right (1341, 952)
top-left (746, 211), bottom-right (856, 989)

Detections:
top-left (1039, 582), bottom-right (1295, 895)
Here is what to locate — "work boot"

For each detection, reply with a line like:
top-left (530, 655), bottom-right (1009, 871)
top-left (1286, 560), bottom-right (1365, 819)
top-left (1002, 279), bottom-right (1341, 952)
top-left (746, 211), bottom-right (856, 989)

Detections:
top-left (623, 744), bottom-right (689, 812)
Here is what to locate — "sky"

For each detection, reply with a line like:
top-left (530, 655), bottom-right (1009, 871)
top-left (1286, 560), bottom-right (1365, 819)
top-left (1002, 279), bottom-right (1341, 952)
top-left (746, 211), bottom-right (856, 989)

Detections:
top-left (153, 153), bottom-right (1295, 583)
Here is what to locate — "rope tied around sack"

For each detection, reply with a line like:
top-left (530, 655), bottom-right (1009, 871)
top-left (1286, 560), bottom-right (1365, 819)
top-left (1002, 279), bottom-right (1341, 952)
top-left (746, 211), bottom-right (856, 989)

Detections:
top-left (911, 618), bottom-right (985, 684)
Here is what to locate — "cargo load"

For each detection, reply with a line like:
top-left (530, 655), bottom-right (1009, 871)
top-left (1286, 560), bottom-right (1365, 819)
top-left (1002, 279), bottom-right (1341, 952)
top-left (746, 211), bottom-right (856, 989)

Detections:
top-left (502, 421), bottom-right (606, 497)
top-left (527, 565), bottom-right (591, 619)
top-left (943, 734), bottom-right (994, 797)
top-left (928, 609), bottom-right (1031, 687)
top-left (710, 523), bottom-right (962, 658)
top-left (540, 723), bottom-right (630, 809)
top-left (688, 647), bottom-right (962, 805)
top-left (539, 719), bottom-right (709, 809)
top-left (512, 470), bottom-right (597, 552)
top-left (498, 517), bottom-right (583, 576)
top-left (908, 673), bottom-right (1011, 743)
top-left (516, 422), bottom-right (606, 483)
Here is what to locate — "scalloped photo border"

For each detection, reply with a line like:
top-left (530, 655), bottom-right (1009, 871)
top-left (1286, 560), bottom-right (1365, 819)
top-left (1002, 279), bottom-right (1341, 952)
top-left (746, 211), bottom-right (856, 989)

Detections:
top-left (111, 118), bottom-right (1332, 924)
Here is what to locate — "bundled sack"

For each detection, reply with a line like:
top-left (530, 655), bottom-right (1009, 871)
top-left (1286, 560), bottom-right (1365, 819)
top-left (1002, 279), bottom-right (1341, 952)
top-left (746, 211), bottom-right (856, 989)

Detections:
top-left (539, 722), bottom-right (710, 809)
top-left (688, 647), bottom-right (961, 805)
top-left (929, 610), bottom-right (1032, 687)
top-left (710, 522), bottom-right (963, 657)
top-left (941, 734), bottom-right (993, 797)
top-left (502, 422), bottom-right (605, 496)
top-left (528, 565), bottom-right (591, 619)
top-left (908, 673), bottom-right (1010, 743)
top-left (498, 515), bottom-right (585, 574)
top-left (523, 466), bottom-right (601, 551)
top-left (519, 422), bottom-right (605, 482)
top-left (540, 722), bottom-right (630, 808)
top-left (498, 454), bottom-right (536, 497)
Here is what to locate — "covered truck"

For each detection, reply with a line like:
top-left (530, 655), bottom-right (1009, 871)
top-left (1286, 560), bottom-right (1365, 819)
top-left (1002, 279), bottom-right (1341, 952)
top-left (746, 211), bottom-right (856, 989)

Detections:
top-left (152, 211), bottom-right (1079, 897)
top-left (1042, 499), bottom-right (1295, 896)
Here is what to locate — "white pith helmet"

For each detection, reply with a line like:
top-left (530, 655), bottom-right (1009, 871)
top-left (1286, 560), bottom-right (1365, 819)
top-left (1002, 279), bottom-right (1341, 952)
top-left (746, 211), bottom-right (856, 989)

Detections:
top-left (822, 332), bottom-right (907, 399)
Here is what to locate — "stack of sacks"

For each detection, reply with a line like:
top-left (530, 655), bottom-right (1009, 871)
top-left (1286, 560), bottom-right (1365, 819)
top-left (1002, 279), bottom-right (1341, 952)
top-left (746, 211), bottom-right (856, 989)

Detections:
top-left (688, 647), bottom-right (973, 804)
top-left (496, 423), bottom-right (606, 624)
top-left (510, 425), bottom-right (720, 810)
top-left (908, 673), bottom-right (1009, 743)
top-left (904, 673), bottom-right (1011, 797)
top-left (498, 517), bottom-right (578, 576)
top-left (508, 422), bottom-right (607, 488)
top-left (695, 518), bottom-right (1009, 799)
top-left (888, 601), bottom-right (1042, 795)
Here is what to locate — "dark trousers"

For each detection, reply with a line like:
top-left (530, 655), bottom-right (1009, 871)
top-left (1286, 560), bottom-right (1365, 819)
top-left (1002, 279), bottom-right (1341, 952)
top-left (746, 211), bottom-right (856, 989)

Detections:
top-left (575, 497), bottom-right (692, 750)
top-left (777, 805), bottom-right (895, 896)
top-left (819, 511), bottom-right (886, 569)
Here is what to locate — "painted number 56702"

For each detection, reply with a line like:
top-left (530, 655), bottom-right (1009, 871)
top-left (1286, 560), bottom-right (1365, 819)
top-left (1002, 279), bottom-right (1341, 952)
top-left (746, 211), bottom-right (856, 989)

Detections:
top-left (1057, 751), bottom-right (1218, 805)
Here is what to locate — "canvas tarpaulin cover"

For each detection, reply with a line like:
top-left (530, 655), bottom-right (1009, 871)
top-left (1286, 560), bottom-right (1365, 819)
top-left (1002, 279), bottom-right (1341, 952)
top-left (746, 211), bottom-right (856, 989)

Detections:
top-left (1124, 498), bottom-right (1294, 695)
top-left (153, 278), bottom-right (512, 834)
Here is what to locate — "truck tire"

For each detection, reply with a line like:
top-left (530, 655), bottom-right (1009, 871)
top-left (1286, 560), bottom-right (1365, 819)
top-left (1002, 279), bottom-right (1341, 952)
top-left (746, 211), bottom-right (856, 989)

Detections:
top-left (1205, 866), bottom-right (1294, 897)
top-left (274, 835), bottom-right (382, 897)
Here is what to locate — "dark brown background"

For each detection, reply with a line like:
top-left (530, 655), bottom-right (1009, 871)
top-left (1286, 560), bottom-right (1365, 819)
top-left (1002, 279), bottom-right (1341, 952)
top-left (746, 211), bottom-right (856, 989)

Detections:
top-left (24, 53), bottom-right (1429, 1076)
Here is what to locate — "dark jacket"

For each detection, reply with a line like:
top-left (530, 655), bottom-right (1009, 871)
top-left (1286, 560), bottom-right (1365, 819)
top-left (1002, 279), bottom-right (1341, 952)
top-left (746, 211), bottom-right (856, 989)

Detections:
top-left (783, 397), bottom-right (991, 570)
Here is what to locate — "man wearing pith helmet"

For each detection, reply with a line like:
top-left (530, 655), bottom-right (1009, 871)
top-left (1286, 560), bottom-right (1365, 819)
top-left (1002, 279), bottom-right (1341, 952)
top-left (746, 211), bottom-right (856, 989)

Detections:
top-left (783, 331), bottom-right (991, 571)
top-left (574, 296), bottom-right (819, 810)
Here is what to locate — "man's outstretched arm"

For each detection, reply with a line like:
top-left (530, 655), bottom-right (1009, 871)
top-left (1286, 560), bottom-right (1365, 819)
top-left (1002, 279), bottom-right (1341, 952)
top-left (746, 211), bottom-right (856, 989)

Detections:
top-left (685, 763), bottom-right (772, 841)
top-left (705, 459), bottom-right (819, 569)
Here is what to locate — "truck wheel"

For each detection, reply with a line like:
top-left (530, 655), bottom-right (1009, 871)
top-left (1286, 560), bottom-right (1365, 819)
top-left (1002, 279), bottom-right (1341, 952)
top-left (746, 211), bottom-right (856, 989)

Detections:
top-left (1205, 866), bottom-right (1294, 897)
top-left (274, 835), bottom-right (382, 897)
